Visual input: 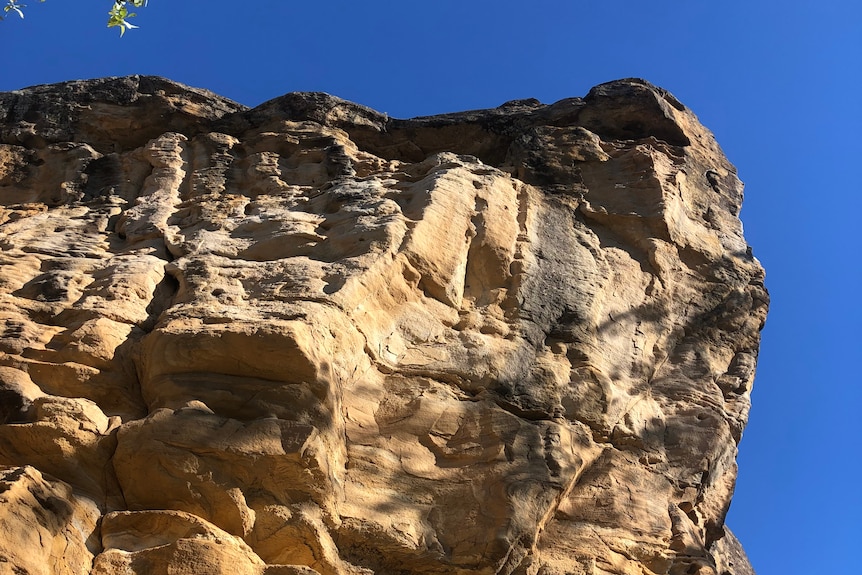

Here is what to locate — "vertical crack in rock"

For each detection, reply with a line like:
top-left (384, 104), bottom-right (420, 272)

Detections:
top-left (0, 76), bottom-right (766, 575)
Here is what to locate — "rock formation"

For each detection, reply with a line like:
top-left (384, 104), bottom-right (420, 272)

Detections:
top-left (0, 76), bottom-right (767, 575)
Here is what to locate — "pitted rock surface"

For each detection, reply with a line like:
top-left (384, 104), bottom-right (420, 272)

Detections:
top-left (0, 76), bottom-right (766, 575)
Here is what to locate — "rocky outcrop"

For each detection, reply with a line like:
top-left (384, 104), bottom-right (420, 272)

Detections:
top-left (0, 76), bottom-right (767, 575)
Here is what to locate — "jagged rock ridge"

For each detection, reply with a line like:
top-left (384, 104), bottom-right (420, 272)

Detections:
top-left (0, 76), bottom-right (767, 575)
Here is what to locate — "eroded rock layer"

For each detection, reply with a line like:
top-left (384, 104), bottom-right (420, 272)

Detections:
top-left (0, 76), bottom-right (767, 575)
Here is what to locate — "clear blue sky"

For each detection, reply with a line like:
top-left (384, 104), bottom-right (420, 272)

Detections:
top-left (2, 2), bottom-right (860, 573)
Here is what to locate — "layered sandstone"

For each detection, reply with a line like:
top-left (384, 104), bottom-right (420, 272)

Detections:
top-left (0, 76), bottom-right (767, 575)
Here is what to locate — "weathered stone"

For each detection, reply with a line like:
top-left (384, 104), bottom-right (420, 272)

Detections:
top-left (0, 76), bottom-right (766, 574)
top-left (0, 465), bottom-right (101, 575)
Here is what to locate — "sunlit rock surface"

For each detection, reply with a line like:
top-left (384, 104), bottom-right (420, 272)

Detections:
top-left (0, 76), bottom-right (767, 575)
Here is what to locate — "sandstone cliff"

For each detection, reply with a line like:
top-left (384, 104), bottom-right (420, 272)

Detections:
top-left (0, 76), bottom-right (767, 575)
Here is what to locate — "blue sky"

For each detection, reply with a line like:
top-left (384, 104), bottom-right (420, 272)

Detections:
top-left (2, 2), bottom-right (860, 573)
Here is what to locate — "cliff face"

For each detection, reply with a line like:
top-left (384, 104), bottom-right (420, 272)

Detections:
top-left (0, 76), bottom-right (767, 575)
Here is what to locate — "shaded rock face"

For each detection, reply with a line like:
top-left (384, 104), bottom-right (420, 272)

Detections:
top-left (0, 76), bottom-right (767, 575)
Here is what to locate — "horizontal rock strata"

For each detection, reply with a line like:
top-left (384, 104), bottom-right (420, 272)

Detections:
top-left (0, 76), bottom-right (767, 575)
